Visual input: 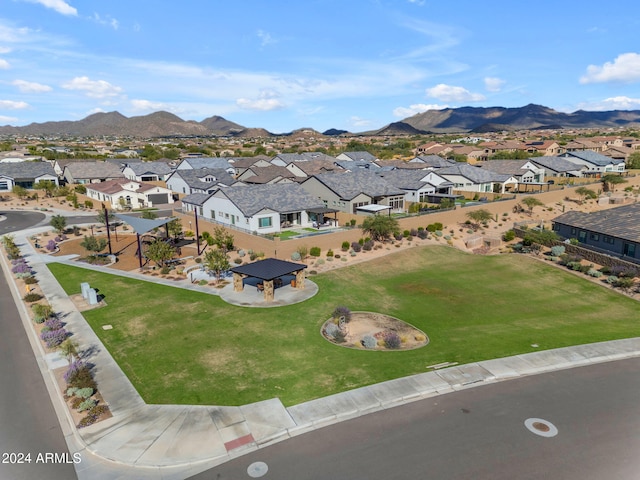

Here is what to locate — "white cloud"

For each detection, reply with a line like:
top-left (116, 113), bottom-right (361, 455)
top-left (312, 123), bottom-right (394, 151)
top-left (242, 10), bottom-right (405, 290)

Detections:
top-left (0, 58), bottom-right (9, 69)
top-left (257, 30), bottom-right (276, 47)
top-left (61, 76), bottom-right (123, 98)
top-left (576, 96), bottom-right (640, 111)
top-left (426, 84), bottom-right (485, 102)
top-left (23, 0), bottom-right (78, 16)
top-left (408, 0), bottom-right (426, 5)
top-left (236, 97), bottom-right (285, 111)
top-left (0, 115), bottom-right (19, 123)
top-left (349, 116), bottom-right (374, 128)
top-left (484, 76), bottom-right (505, 92)
top-left (0, 47), bottom-right (10, 54)
top-left (92, 13), bottom-right (119, 30)
top-left (0, 100), bottom-right (29, 110)
top-left (130, 99), bottom-right (169, 112)
top-left (12, 79), bottom-right (52, 93)
top-left (393, 103), bottom-right (448, 117)
top-left (580, 53), bottom-right (640, 84)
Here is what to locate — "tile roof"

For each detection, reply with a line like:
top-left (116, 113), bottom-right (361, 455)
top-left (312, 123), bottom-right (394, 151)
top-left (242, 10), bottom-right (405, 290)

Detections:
top-left (562, 151), bottom-right (623, 166)
top-left (171, 168), bottom-right (235, 190)
top-left (552, 203), bottom-right (640, 243)
top-left (475, 160), bottom-right (533, 176)
top-left (181, 192), bottom-right (213, 206)
top-left (63, 161), bottom-right (125, 180)
top-left (437, 163), bottom-right (512, 183)
top-left (125, 161), bottom-right (173, 175)
top-left (376, 169), bottom-right (449, 190)
top-left (410, 155), bottom-right (456, 167)
top-left (218, 183), bottom-right (325, 217)
top-left (338, 151), bottom-right (377, 162)
top-left (310, 170), bottom-right (405, 199)
top-left (0, 161), bottom-right (56, 179)
top-left (179, 157), bottom-right (233, 170)
top-left (529, 156), bottom-right (586, 173)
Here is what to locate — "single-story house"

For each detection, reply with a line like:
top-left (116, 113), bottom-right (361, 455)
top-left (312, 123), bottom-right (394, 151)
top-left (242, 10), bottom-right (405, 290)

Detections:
top-left (475, 160), bottom-right (546, 184)
top-left (165, 168), bottom-right (235, 195)
top-left (182, 183), bottom-right (325, 234)
top-left (270, 152), bottom-right (336, 167)
top-left (335, 151), bottom-right (378, 163)
top-left (408, 155), bottom-right (457, 168)
top-left (436, 163), bottom-right (518, 194)
top-left (85, 179), bottom-right (174, 210)
top-left (122, 161), bottom-right (174, 182)
top-left (552, 203), bottom-right (640, 262)
top-left (0, 161), bottom-right (59, 191)
top-left (235, 165), bottom-right (298, 184)
top-left (301, 170), bottom-right (406, 214)
top-left (560, 151), bottom-right (626, 176)
top-left (375, 169), bottom-right (454, 205)
top-left (176, 157), bottom-right (235, 175)
top-left (528, 156), bottom-right (586, 178)
top-left (62, 161), bottom-right (125, 184)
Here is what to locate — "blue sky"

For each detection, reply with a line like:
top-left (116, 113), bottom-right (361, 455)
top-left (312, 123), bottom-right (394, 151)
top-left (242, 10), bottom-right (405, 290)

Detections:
top-left (2, 0), bottom-right (640, 133)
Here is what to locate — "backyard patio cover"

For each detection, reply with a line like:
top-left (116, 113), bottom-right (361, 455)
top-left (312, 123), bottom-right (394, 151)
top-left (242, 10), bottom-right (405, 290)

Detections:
top-left (230, 258), bottom-right (307, 281)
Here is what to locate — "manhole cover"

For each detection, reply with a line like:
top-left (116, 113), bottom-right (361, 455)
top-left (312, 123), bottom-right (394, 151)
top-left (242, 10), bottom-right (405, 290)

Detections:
top-left (524, 418), bottom-right (558, 437)
top-left (247, 461), bottom-right (268, 478)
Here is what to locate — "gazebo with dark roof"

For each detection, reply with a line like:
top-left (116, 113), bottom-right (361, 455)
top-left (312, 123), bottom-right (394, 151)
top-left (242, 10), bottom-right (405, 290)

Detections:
top-left (230, 258), bottom-right (307, 301)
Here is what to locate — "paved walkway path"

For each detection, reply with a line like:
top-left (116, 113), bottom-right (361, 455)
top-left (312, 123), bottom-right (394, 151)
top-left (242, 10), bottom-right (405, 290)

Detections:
top-left (3, 226), bottom-right (640, 479)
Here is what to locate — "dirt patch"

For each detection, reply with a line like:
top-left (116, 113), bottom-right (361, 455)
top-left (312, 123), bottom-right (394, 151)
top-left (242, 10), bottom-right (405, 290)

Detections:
top-left (322, 311), bottom-right (428, 351)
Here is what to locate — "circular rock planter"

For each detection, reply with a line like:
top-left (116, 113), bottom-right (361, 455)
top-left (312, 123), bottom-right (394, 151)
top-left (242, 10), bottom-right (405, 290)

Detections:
top-left (321, 311), bottom-right (428, 351)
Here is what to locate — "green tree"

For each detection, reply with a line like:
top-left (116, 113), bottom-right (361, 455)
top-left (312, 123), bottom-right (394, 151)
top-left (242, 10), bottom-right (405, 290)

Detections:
top-left (626, 151), bottom-right (640, 170)
top-left (50, 214), bottom-right (67, 234)
top-left (96, 209), bottom-right (116, 226)
top-left (465, 208), bottom-right (493, 228)
top-left (12, 185), bottom-right (29, 200)
top-left (212, 226), bottom-right (234, 250)
top-left (167, 219), bottom-right (183, 240)
top-left (57, 339), bottom-right (79, 362)
top-left (80, 235), bottom-right (108, 256)
top-left (360, 215), bottom-right (400, 242)
top-left (574, 186), bottom-right (597, 202)
top-left (141, 210), bottom-right (158, 220)
top-left (601, 174), bottom-right (626, 192)
top-left (204, 248), bottom-right (231, 284)
top-left (33, 180), bottom-right (57, 198)
top-left (521, 196), bottom-right (544, 215)
top-left (145, 239), bottom-right (175, 267)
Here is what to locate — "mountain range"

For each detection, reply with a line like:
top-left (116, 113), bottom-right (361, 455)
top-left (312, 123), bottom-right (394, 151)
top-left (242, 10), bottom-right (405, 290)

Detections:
top-left (2, 104), bottom-right (640, 138)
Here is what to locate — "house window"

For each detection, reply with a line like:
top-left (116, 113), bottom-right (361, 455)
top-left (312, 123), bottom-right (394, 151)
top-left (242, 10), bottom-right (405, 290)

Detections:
top-left (388, 196), bottom-right (404, 210)
top-left (570, 228), bottom-right (577, 235)
top-left (224, 213), bottom-right (229, 219)
top-left (0, 181), bottom-right (8, 191)
top-left (258, 217), bottom-right (272, 228)
top-left (219, 211), bottom-right (223, 217)
top-left (210, 210), bottom-right (215, 219)
top-left (603, 235), bottom-right (614, 244)
top-left (590, 233), bottom-right (599, 241)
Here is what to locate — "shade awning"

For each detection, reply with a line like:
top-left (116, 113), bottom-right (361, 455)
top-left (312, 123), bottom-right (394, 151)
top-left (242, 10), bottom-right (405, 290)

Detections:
top-left (114, 213), bottom-right (176, 234)
top-left (230, 258), bottom-right (307, 281)
top-left (307, 207), bottom-right (340, 214)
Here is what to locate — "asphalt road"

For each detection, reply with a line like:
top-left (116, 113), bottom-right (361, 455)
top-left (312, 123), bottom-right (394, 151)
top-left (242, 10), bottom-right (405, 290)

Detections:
top-left (0, 211), bottom-right (46, 235)
top-left (0, 268), bottom-right (78, 480)
top-left (192, 358), bottom-right (640, 480)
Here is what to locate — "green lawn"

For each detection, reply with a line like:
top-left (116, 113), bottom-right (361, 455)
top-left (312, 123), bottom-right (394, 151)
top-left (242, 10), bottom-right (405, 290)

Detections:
top-left (47, 246), bottom-right (640, 407)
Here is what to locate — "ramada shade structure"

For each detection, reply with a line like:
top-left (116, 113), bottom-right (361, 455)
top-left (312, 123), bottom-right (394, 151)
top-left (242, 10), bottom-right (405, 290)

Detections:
top-left (230, 258), bottom-right (307, 301)
top-left (114, 213), bottom-right (177, 268)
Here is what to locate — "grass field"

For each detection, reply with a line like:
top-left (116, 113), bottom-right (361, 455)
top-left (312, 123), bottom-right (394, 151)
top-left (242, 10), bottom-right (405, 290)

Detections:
top-left (47, 246), bottom-right (640, 407)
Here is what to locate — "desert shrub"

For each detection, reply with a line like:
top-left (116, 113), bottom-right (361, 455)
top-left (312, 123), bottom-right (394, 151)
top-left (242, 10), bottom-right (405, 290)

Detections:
top-left (23, 292), bottom-right (42, 302)
top-left (32, 304), bottom-right (53, 321)
top-left (24, 276), bottom-right (38, 285)
top-left (309, 246), bottom-right (321, 257)
top-left (44, 317), bottom-right (63, 330)
top-left (410, 228), bottom-right (418, 237)
top-left (40, 328), bottom-right (68, 348)
top-left (610, 265), bottom-right (639, 278)
top-left (64, 361), bottom-right (97, 390)
top-left (160, 266), bottom-right (171, 275)
top-left (358, 238), bottom-right (364, 245)
top-left (350, 251), bottom-right (357, 257)
top-left (332, 306), bottom-right (352, 323)
top-left (606, 276), bottom-right (619, 285)
top-left (579, 264), bottom-right (591, 274)
top-left (394, 233), bottom-right (404, 241)
top-left (567, 261), bottom-right (583, 271)
top-left (78, 405), bottom-right (109, 428)
top-left (588, 269), bottom-right (603, 278)
top-left (194, 257), bottom-right (202, 264)
top-left (403, 230), bottom-right (410, 238)
top-left (326, 249), bottom-right (334, 257)
top-left (290, 251), bottom-right (301, 261)
top-left (12, 261), bottom-right (31, 276)
top-left (324, 322), bottom-right (339, 338)
top-left (443, 235), bottom-right (451, 241)
top-left (351, 242), bottom-right (362, 252)
top-left (361, 335), bottom-right (377, 349)
top-left (75, 387), bottom-right (94, 399)
top-left (333, 329), bottom-right (346, 343)
top-left (341, 241), bottom-right (350, 251)
top-left (77, 398), bottom-right (98, 412)
top-left (383, 332), bottom-right (401, 349)
top-left (501, 229), bottom-right (516, 242)
top-left (315, 258), bottom-right (325, 265)
top-left (46, 239), bottom-right (57, 251)
top-left (435, 230), bottom-right (443, 237)
top-left (237, 249), bottom-right (246, 257)
top-left (70, 397), bottom-right (83, 410)
top-left (612, 277), bottom-right (636, 291)
top-left (417, 230), bottom-right (428, 239)
top-left (234, 257), bottom-right (242, 264)
top-left (84, 200), bottom-right (93, 209)
top-left (559, 254), bottom-right (582, 266)
top-left (550, 245), bottom-right (566, 256)
top-left (249, 252), bottom-right (258, 261)
top-left (363, 240), bottom-right (374, 251)
top-left (414, 333), bottom-right (426, 342)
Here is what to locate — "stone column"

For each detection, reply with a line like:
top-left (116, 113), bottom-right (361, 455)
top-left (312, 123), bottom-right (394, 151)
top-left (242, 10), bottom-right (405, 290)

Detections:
top-left (264, 280), bottom-right (274, 301)
top-left (233, 273), bottom-right (244, 292)
top-left (295, 270), bottom-right (305, 289)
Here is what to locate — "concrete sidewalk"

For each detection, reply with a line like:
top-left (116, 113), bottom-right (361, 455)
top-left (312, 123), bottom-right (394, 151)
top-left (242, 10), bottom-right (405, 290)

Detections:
top-left (3, 227), bottom-right (640, 479)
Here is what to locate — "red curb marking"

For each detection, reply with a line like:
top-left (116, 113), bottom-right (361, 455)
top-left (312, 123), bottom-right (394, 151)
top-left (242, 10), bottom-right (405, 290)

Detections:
top-left (225, 433), bottom-right (255, 452)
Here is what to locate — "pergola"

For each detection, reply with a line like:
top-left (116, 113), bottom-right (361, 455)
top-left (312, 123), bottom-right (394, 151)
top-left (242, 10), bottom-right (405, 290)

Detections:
top-left (307, 207), bottom-right (339, 227)
top-left (230, 258), bottom-right (307, 302)
top-left (114, 213), bottom-right (177, 268)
